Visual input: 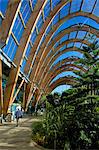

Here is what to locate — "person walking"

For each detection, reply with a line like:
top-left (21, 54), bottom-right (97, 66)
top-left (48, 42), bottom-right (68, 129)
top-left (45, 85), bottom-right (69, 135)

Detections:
top-left (15, 108), bottom-right (23, 127)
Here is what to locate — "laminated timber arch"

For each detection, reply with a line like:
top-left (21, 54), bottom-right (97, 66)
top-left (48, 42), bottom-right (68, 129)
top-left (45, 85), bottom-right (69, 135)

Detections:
top-left (38, 47), bottom-right (84, 88)
top-left (24, 0), bottom-right (72, 76)
top-left (32, 25), bottom-right (99, 85)
top-left (24, 38), bottom-right (89, 109)
top-left (43, 63), bottom-right (86, 92)
top-left (46, 76), bottom-right (78, 93)
top-left (28, 14), bottom-right (99, 84)
top-left (3, 0), bottom-right (48, 114)
top-left (24, 87), bottom-right (40, 112)
top-left (25, 11), bottom-right (99, 78)
top-left (0, 0), bottom-right (21, 46)
top-left (34, 37), bottom-right (89, 84)
top-left (24, 36), bottom-right (93, 109)
top-left (40, 56), bottom-right (82, 88)
top-left (17, 0), bottom-right (72, 111)
top-left (36, 23), bottom-right (98, 86)
top-left (23, 9), bottom-right (99, 108)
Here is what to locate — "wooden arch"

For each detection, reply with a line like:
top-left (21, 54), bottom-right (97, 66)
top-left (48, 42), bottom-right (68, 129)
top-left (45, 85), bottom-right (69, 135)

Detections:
top-left (43, 63), bottom-right (86, 91)
top-left (46, 76), bottom-right (77, 93)
top-left (36, 23), bottom-right (97, 86)
top-left (39, 47), bottom-right (83, 87)
top-left (35, 37), bottom-right (89, 84)
top-left (24, 1), bottom-right (99, 106)
top-left (32, 26), bottom-right (98, 85)
top-left (24, 37), bottom-right (91, 109)
top-left (25, 12), bottom-right (99, 78)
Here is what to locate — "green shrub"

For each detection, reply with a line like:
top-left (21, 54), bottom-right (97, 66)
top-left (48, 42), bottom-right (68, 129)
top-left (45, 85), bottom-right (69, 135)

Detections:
top-left (32, 121), bottom-right (44, 145)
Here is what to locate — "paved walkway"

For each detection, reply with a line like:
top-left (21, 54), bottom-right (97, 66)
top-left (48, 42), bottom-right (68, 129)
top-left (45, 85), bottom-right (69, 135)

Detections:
top-left (0, 116), bottom-right (46, 150)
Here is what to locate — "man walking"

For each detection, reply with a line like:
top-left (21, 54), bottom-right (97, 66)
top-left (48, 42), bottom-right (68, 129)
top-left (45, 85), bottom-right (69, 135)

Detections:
top-left (15, 108), bottom-right (23, 127)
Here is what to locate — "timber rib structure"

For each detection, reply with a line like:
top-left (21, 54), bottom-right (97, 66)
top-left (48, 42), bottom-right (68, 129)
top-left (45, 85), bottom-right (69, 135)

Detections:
top-left (0, 0), bottom-right (99, 114)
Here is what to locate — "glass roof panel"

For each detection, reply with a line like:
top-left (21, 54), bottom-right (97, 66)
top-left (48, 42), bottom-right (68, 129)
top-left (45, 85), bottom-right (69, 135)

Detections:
top-left (59, 34), bottom-right (68, 44)
top-left (69, 31), bottom-right (77, 39)
top-left (52, 51), bottom-right (83, 66)
top-left (0, 0), bottom-right (9, 15)
top-left (20, 58), bottom-right (27, 72)
top-left (59, 45), bottom-right (67, 51)
top-left (54, 41), bottom-right (60, 49)
top-left (54, 45), bottom-right (67, 56)
top-left (60, 2), bottom-right (70, 19)
top-left (30, 28), bottom-right (37, 44)
top-left (77, 31), bottom-right (86, 39)
top-left (50, 71), bottom-right (78, 84)
top-left (52, 29), bottom-right (60, 40)
top-left (70, 0), bottom-right (82, 13)
top-left (53, 13), bottom-right (59, 25)
top-left (31, 0), bottom-right (37, 9)
top-left (20, 0), bottom-right (32, 25)
top-left (93, 0), bottom-right (99, 16)
top-left (25, 43), bottom-right (31, 58)
top-left (47, 40), bottom-right (51, 47)
top-left (96, 38), bottom-right (99, 45)
top-left (36, 14), bottom-right (43, 32)
top-left (10, 43), bottom-right (18, 61)
top-left (46, 24), bottom-right (52, 35)
top-left (3, 35), bottom-right (18, 61)
top-left (81, 0), bottom-right (96, 13)
top-left (2, 42), bottom-right (10, 54)
top-left (52, 0), bottom-right (61, 10)
top-left (58, 16), bottom-right (99, 31)
top-left (67, 42), bottom-right (74, 48)
top-left (47, 49), bottom-right (53, 57)
top-left (44, 0), bottom-right (50, 20)
top-left (74, 42), bottom-right (82, 48)
top-left (12, 14), bottom-right (24, 42)
top-left (40, 35), bottom-right (46, 46)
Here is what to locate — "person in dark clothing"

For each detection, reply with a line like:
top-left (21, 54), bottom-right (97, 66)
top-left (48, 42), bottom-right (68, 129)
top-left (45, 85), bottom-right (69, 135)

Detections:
top-left (15, 108), bottom-right (23, 127)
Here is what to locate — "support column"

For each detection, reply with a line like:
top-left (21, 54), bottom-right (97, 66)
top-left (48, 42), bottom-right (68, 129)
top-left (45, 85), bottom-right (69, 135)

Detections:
top-left (25, 84), bottom-right (37, 112)
top-left (13, 79), bottom-right (24, 103)
top-left (22, 82), bottom-right (26, 110)
top-left (34, 92), bottom-right (42, 113)
top-left (0, 57), bottom-right (3, 116)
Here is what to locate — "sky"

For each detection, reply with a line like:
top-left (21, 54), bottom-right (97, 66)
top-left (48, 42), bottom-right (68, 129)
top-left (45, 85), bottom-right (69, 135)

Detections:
top-left (52, 85), bottom-right (71, 94)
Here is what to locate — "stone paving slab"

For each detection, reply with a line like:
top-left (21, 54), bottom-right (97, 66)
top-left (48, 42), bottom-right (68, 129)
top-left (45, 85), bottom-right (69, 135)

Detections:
top-left (0, 116), bottom-right (47, 150)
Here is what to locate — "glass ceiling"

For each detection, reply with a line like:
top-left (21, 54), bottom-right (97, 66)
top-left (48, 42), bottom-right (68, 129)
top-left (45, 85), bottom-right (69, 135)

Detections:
top-left (0, 0), bottom-right (99, 91)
